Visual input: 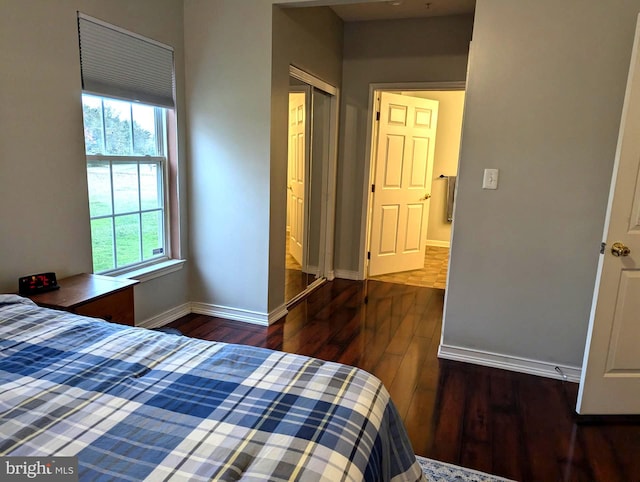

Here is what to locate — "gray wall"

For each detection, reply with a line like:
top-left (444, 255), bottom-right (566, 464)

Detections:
top-left (185, 1), bottom-right (342, 315)
top-left (185, 0), bottom-right (273, 315)
top-left (337, 15), bottom-right (474, 275)
top-left (0, 0), bottom-right (189, 323)
top-left (443, 0), bottom-right (640, 367)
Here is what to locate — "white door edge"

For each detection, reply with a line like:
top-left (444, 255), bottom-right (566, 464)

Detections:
top-left (576, 14), bottom-right (640, 414)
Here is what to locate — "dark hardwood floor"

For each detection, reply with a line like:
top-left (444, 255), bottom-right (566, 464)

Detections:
top-left (167, 279), bottom-right (640, 482)
top-left (284, 268), bottom-right (316, 303)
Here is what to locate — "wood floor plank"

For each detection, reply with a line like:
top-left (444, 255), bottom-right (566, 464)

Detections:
top-left (404, 388), bottom-right (438, 457)
top-left (335, 331), bottom-right (365, 367)
top-left (491, 405), bottom-right (528, 480)
top-left (415, 320), bottom-right (443, 393)
top-left (372, 352), bottom-right (404, 392)
top-left (460, 368), bottom-right (493, 474)
top-left (488, 372), bottom-right (529, 480)
top-left (519, 375), bottom-right (595, 481)
top-left (385, 310), bottom-right (419, 355)
top-left (428, 361), bottom-right (466, 463)
top-left (388, 336), bottom-right (431, 419)
top-left (416, 290), bottom-right (443, 340)
top-left (599, 424), bottom-right (640, 481)
top-left (579, 426), bottom-right (625, 482)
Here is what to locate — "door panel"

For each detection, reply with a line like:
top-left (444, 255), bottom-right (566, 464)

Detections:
top-left (605, 270), bottom-right (640, 372)
top-left (405, 204), bottom-right (425, 251)
top-left (383, 135), bottom-right (404, 187)
top-left (409, 138), bottom-right (430, 187)
top-left (577, 15), bottom-right (640, 414)
top-left (288, 92), bottom-right (306, 267)
top-left (369, 92), bottom-right (439, 276)
top-left (388, 103), bottom-right (407, 125)
top-left (379, 205), bottom-right (400, 254)
top-left (630, 162), bottom-right (640, 230)
top-left (415, 107), bottom-right (433, 127)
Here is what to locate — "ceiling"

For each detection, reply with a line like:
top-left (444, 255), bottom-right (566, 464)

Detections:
top-left (329, 0), bottom-right (475, 22)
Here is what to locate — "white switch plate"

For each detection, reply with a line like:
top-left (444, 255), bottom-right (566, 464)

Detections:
top-left (482, 168), bottom-right (499, 189)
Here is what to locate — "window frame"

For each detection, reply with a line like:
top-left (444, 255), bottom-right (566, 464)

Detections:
top-left (82, 94), bottom-right (172, 276)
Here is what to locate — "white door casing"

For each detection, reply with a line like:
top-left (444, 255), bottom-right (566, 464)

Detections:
top-left (577, 15), bottom-right (640, 414)
top-left (288, 92), bottom-right (307, 267)
top-left (368, 92), bottom-right (439, 277)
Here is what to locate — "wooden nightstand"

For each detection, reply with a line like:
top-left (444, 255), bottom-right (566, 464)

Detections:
top-left (26, 273), bottom-right (139, 326)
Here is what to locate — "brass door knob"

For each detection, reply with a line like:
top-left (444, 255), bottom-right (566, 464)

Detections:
top-left (421, 193), bottom-right (431, 201)
top-left (611, 242), bottom-right (631, 257)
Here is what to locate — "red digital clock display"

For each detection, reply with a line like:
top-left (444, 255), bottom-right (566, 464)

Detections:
top-left (30, 275), bottom-right (51, 288)
top-left (18, 272), bottom-right (59, 295)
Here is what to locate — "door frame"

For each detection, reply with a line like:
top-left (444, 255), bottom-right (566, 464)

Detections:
top-left (359, 81), bottom-right (466, 279)
top-left (288, 65), bottom-right (339, 286)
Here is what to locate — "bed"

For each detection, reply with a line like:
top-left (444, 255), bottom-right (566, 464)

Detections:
top-left (0, 295), bottom-right (424, 481)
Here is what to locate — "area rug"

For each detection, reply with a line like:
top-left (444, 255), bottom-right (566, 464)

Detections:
top-left (416, 455), bottom-right (514, 482)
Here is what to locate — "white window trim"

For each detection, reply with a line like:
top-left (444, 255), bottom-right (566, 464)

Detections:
top-left (117, 258), bottom-right (186, 283)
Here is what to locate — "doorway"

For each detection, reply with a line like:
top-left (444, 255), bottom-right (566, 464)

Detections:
top-left (363, 83), bottom-right (466, 290)
top-left (285, 67), bottom-right (339, 305)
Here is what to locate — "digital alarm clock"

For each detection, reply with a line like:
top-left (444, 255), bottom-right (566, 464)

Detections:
top-left (18, 272), bottom-right (59, 295)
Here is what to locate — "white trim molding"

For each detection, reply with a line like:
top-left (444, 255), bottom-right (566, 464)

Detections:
top-left (285, 278), bottom-right (327, 309)
top-left (289, 65), bottom-right (337, 95)
top-left (137, 302), bottom-right (191, 329)
top-left (191, 302), bottom-right (270, 326)
top-left (438, 343), bottom-right (582, 382)
top-left (334, 269), bottom-right (363, 281)
top-left (136, 300), bottom-right (287, 330)
top-left (268, 304), bottom-right (288, 324)
top-left (121, 259), bottom-right (186, 283)
top-left (426, 240), bottom-right (451, 248)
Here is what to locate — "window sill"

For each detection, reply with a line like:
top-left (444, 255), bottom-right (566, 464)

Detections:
top-left (115, 259), bottom-right (186, 283)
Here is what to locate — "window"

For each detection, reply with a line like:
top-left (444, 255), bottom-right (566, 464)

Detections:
top-left (78, 13), bottom-right (177, 275)
top-left (82, 94), bottom-right (168, 273)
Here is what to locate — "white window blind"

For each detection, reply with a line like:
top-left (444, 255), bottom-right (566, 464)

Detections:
top-left (78, 14), bottom-right (175, 108)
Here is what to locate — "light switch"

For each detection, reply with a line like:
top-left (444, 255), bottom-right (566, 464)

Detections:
top-left (482, 169), bottom-right (499, 190)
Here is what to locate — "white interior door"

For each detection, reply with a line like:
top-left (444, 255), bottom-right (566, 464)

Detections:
top-left (368, 92), bottom-right (439, 277)
top-left (288, 92), bottom-right (307, 267)
top-left (577, 15), bottom-right (640, 414)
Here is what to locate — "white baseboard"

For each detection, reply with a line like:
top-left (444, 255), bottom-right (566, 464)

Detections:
top-left (334, 269), bottom-right (362, 280)
top-left (137, 301), bottom-right (282, 330)
top-left (426, 239), bottom-right (451, 248)
top-left (438, 343), bottom-right (582, 382)
top-left (137, 302), bottom-right (192, 329)
top-left (303, 264), bottom-right (319, 276)
top-left (191, 302), bottom-right (269, 326)
top-left (268, 304), bottom-right (288, 324)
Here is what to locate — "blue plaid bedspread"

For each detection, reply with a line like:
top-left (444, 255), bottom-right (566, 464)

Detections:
top-left (0, 295), bottom-right (424, 481)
